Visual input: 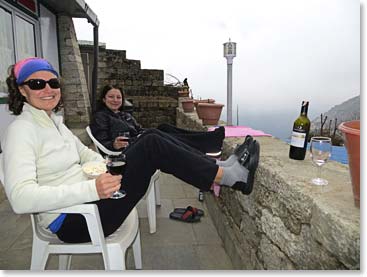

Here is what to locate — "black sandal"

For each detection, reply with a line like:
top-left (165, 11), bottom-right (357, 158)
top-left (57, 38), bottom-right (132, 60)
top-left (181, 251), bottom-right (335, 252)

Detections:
top-left (169, 208), bottom-right (201, 223)
top-left (173, 206), bottom-right (204, 217)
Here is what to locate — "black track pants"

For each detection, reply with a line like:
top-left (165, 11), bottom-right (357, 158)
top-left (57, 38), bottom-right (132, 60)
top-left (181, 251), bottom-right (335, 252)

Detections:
top-left (56, 132), bottom-right (219, 243)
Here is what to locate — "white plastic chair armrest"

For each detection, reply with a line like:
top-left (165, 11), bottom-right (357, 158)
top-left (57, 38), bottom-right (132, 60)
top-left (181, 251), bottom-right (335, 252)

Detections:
top-left (46, 204), bottom-right (106, 247)
top-left (86, 126), bottom-right (122, 156)
top-left (205, 150), bottom-right (222, 158)
top-left (46, 204), bottom-right (98, 215)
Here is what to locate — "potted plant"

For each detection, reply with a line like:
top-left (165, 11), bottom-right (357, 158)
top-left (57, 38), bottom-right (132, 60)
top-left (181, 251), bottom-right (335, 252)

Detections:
top-left (338, 120), bottom-right (360, 207)
top-left (196, 103), bottom-right (224, 125)
top-left (178, 86), bottom-right (190, 97)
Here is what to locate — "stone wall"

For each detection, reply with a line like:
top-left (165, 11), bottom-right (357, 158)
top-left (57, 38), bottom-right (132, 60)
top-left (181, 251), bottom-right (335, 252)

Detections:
top-left (79, 44), bottom-right (179, 128)
top-left (57, 16), bottom-right (91, 128)
top-left (176, 104), bottom-right (360, 270)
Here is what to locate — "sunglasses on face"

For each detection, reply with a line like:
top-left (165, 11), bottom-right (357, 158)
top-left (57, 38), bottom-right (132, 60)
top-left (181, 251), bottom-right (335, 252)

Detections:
top-left (20, 78), bottom-right (61, 90)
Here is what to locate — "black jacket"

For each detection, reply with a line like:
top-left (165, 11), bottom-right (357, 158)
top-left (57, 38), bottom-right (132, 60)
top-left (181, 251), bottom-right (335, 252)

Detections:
top-left (90, 106), bottom-right (144, 151)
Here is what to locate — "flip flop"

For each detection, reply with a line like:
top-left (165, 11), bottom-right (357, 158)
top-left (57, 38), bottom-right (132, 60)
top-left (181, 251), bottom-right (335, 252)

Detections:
top-left (169, 209), bottom-right (201, 223)
top-left (173, 206), bottom-right (204, 217)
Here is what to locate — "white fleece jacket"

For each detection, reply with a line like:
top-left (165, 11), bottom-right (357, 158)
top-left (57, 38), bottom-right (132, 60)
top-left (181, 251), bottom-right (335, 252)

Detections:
top-left (1, 103), bottom-right (104, 228)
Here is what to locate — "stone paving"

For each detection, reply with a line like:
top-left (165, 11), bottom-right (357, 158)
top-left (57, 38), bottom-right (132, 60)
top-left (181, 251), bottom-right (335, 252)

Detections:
top-left (0, 173), bottom-right (233, 270)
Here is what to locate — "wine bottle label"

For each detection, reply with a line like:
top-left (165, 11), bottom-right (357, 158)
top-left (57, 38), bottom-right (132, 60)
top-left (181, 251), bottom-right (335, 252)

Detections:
top-left (290, 131), bottom-right (306, 148)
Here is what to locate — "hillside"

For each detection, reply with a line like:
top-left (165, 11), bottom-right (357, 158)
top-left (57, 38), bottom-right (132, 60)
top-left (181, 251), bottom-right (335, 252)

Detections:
top-left (311, 95), bottom-right (360, 132)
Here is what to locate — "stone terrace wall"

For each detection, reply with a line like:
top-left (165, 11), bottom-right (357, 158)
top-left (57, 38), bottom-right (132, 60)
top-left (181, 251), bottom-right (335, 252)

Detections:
top-left (79, 44), bottom-right (179, 128)
top-left (176, 102), bottom-right (360, 270)
top-left (58, 16), bottom-right (91, 128)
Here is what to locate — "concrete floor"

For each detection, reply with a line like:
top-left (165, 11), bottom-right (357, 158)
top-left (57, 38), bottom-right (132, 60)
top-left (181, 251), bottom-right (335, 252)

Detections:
top-left (0, 173), bottom-right (233, 270)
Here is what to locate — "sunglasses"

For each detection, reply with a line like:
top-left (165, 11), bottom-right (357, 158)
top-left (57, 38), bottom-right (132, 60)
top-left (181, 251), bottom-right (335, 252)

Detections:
top-left (20, 78), bottom-right (61, 90)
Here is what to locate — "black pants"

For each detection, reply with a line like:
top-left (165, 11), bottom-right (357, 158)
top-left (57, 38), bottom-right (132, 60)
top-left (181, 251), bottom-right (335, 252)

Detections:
top-left (56, 131), bottom-right (219, 243)
top-left (157, 123), bottom-right (224, 154)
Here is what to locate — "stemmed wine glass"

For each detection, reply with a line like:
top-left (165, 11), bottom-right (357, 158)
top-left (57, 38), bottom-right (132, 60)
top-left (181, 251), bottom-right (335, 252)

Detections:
top-left (106, 154), bottom-right (127, 199)
top-left (309, 137), bottom-right (332, 186)
top-left (118, 131), bottom-right (130, 147)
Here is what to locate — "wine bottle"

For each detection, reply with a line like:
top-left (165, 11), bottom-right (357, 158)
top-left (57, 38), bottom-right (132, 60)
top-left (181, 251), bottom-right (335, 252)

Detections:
top-left (289, 101), bottom-right (311, 160)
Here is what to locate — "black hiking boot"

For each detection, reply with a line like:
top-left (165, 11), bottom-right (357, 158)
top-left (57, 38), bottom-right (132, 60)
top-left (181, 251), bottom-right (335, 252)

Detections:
top-left (232, 140), bottom-right (260, 195)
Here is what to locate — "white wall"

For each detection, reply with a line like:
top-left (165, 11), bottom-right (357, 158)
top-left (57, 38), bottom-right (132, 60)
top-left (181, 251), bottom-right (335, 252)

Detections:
top-left (0, 97), bottom-right (15, 147)
top-left (39, 4), bottom-right (59, 72)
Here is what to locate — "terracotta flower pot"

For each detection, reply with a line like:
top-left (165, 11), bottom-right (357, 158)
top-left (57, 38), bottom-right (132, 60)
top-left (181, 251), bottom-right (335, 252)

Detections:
top-left (193, 98), bottom-right (215, 109)
top-left (338, 120), bottom-right (360, 207)
top-left (196, 103), bottom-right (224, 125)
top-left (181, 99), bottom-right (194, 113)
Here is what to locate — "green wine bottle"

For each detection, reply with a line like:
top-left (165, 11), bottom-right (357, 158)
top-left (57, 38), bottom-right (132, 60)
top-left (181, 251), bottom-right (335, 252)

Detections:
top-left (289, 101), bottom-right (311, 160)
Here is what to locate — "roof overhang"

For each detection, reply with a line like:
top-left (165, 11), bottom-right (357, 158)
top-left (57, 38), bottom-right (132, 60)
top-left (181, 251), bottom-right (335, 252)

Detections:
top-left (41, 0), bottom-right (99, 26)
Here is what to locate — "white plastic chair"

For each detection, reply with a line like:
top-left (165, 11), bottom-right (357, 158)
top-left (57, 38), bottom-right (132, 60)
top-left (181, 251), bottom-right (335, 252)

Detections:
top-left (86, 126), bottom-right (122, 156)
top-left (0, 153), bottom-right (142, 270)
top-left (86, 126), bottom-right (160, 233)
top-left (30, 206), bottom-right (141, 270)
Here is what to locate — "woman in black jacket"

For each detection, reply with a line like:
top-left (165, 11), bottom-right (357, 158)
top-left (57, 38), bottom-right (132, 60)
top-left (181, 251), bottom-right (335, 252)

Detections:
top-left (87, 84), bottom-right (260, 230)
top-left (90, 85), bottom-right (225, 155)
top-left (89, 84), bottom-right (260, 201)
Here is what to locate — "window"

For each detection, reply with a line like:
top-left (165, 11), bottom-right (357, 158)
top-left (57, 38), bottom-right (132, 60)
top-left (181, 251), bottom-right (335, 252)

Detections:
top-left (0, 0), bottom-right (40, 142)
top-left (15, 15), bottom-right (36, 60)
top-left (0, 6), bottom-right (15, 94)
top-left (0, 0), bottom-right (39, 94)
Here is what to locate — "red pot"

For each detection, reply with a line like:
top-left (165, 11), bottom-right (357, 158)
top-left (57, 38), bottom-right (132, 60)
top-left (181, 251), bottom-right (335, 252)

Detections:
top-left (338, 120), bottom-right (360, 207)
top-left (181, 99), bottom-right (194, 113)
top-left (196, 103), bottom-right (224, 125)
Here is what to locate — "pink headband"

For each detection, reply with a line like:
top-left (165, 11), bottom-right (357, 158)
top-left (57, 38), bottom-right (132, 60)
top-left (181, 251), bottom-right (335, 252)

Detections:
top-left (14, 57), bottom-right (39, 79)
top-left (14, 57), bottom-right (59, 85)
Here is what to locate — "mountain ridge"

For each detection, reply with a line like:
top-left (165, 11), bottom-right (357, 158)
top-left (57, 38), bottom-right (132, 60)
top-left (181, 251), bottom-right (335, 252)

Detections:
top-left (311, 95), bottom-right (360, 133)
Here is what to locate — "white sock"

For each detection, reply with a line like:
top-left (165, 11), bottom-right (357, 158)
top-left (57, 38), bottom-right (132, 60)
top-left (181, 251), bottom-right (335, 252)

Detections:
top-left (216, 155), bottom-right (237, 167)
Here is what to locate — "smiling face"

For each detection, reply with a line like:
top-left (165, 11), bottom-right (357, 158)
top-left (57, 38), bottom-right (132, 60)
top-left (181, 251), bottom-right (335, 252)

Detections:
top-left (103, 88), bottom-right (123, 112)
top-left (18, 71), bottom-right (61, 116)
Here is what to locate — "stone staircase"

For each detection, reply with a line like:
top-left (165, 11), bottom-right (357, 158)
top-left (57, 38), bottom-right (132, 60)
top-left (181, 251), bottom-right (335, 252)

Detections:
top-left (79, 43), bottom-right (179, 129)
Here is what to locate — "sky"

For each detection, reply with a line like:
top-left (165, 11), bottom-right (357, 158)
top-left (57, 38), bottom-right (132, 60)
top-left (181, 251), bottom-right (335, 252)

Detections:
top-left (73, 0), bottom-right (360, 139)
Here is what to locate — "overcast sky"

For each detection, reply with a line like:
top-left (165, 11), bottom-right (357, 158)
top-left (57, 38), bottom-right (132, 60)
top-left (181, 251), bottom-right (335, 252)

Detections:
top-left (74, 0), bottom-right (360, 123)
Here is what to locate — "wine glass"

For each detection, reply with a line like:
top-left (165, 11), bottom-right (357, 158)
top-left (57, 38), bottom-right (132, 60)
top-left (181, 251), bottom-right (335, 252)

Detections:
top-left (309, 137), bottom-right (332, 186)
top-left (118, 131), bottom-right (130, 147)
top-left (106, 154), bottom-right (127, 199)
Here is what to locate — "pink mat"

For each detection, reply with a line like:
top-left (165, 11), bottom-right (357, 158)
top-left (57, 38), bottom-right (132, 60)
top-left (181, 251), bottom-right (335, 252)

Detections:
top-left (209, 126), bottom-right (272, 137)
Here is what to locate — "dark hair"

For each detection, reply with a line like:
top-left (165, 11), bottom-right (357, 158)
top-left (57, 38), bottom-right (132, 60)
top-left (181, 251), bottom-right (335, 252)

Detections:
top-left (6, 65), bottom-right (63, 115)
top-left (97, 84), bottom-right (125, 111)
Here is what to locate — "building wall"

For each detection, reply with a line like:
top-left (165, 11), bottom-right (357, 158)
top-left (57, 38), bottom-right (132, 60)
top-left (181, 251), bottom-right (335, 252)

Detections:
top-left (57, 16), bottom-right (91, 128)
top-left (176, 105), bottom-right (360, 270)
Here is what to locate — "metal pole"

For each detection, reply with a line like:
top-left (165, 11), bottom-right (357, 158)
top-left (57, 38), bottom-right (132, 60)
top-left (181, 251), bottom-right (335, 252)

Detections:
top-left (92, 25), bottom-right (99, 115)
top-left (224, 39), bottom-right (236, 126)
top-left (227, 62), bottom-right (233, 126)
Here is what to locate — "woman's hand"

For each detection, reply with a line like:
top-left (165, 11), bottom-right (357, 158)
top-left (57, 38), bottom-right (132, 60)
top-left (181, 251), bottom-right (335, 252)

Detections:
top-left (113, 137), bottom-right (129, 150)
top-left (95, 173), bottom-right (122, 199)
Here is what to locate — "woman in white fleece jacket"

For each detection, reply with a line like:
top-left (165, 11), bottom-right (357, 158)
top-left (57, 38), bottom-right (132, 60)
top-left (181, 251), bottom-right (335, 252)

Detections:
top-left (1, 57), bottom-right (259, 243)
